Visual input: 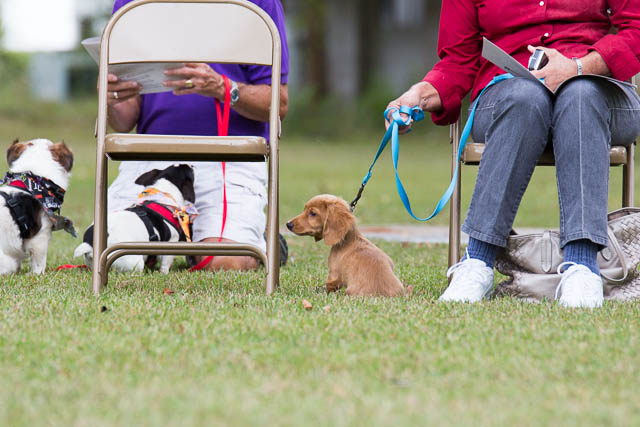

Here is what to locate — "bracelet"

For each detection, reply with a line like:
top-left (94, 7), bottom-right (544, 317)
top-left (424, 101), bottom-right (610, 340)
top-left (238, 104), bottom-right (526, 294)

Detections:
top-left (572, 57), bottom-right (583, 76)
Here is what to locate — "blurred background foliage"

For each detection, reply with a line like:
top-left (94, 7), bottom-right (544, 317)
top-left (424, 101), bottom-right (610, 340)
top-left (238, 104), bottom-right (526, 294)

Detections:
top-left (0, 0), bottom-right (444, 140)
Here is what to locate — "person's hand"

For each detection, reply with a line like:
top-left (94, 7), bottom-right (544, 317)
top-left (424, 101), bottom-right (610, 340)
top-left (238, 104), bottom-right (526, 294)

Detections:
top-left (163, 63), bottom-right (226, 99)
top-left (385, 82), bottom-right (440, 134)
top-left (385, 84), bottom-right (423, 134)
top-left (528, 45), bottom-right (579, 92)
top-left (105, 73), bottom-right (141, 107)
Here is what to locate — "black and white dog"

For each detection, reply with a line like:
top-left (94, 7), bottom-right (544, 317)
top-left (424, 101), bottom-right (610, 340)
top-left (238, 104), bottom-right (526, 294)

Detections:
top-left (0, 139), bottom-right (75, 274)
top-left (74, 164), bottom-right (196, 273)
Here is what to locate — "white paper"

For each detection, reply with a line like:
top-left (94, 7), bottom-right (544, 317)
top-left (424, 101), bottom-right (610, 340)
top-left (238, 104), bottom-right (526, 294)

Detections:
top-left (81, 37), bottom-right (183, 94)
top-left (481, 37), bottom-right (636, 94)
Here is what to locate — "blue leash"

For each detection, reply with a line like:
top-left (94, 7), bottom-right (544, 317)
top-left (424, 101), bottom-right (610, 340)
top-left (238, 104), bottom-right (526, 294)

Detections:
top-left (350, 74), bottom-right (513, 220)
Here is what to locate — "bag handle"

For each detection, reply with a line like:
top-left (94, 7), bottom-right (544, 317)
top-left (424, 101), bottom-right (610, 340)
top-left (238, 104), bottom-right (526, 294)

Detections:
top-left (600, 226), bottom-right (629, 284)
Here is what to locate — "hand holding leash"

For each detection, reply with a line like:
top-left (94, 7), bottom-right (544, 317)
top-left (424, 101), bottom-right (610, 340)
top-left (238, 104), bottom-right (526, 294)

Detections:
top-left (351, 74), bottom-right (514, 220)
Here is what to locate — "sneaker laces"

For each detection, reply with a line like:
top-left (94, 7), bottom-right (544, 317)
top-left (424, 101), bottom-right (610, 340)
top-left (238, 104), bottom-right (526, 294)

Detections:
top-left (446, 249), bottom-right (472, 279)
top-left (554, 261), bottom-right (585, 300)
top-left (446, 249), bottom-right (489, 283)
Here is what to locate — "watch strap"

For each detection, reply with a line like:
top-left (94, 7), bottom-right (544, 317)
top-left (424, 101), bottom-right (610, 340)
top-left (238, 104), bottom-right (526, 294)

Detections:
top-left (572, 57), bottom-right (583, 76)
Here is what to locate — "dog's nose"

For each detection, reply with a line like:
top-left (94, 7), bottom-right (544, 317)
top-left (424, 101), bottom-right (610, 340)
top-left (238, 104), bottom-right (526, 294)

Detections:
top-left (286, 221), bottom-right (294, 231)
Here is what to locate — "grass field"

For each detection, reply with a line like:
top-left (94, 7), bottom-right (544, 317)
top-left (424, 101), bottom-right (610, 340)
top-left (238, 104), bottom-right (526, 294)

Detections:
top-left (1, 96), bottom-right (640, 426)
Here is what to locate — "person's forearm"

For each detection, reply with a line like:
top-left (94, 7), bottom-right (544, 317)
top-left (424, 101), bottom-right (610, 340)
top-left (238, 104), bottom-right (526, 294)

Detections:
top-left (580, 50), bottom-right (611, 76)
top-left (108, 96), bottom-right (142, 133)
top-left (232, 84), bottom-right (288, 122)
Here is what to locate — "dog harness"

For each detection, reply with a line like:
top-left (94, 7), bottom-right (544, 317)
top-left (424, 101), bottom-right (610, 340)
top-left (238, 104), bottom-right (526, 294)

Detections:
top-left (79, 192), bottom-right (196, 270)
top-left (136, 188), bottom-right (195, 242)
top-left (0, 172), bottom-right (76, 238)
top-left (126, 201), bottom-right (190, 243)
top-left (0, 190), bottom-right (42, 239)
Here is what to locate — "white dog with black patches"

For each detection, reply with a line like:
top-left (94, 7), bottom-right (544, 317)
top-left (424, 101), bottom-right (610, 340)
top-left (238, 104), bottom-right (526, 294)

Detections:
top-left (74, 164), bottom-right (196, 273)
top-left (0, 139), bottom-right (74, 274)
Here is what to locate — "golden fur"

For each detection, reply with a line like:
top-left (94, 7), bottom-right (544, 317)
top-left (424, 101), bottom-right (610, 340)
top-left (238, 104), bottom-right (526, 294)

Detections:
top-left (287, 194), bottom-right (404, 297)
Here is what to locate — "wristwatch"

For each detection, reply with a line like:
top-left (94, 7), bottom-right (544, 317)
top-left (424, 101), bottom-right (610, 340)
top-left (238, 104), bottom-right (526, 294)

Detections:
top-left (229, 79), bottom-right (240, 106)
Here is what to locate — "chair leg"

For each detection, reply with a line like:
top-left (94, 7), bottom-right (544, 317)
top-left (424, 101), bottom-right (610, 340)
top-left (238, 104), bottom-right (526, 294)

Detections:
top-left (92, 152), bottom-right (108, 295)
top-left (623, 143), bottom-right (635, 207)
top-left (265, 145), bottom-right (280, 295)
top-left (448, 122), bottom-right (462, 269)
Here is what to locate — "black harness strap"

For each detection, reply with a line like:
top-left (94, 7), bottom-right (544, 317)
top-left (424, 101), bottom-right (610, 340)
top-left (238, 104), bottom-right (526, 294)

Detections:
top-left (140, 201), bottom-right (188, 242)
top-left (0, 191), bottom-right (42, 239)
top-left (81, 203), bottom-right (185, 248)
top-left (126, 205), bottom-right (172, 242)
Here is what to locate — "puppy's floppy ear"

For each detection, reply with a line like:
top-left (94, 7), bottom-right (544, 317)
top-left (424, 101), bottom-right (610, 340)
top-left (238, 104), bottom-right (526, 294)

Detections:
top-left (322, 201), bottom-right (355, 246)
top-left (6, 139), bottom-right (25, 166)
top-left (135, 169), bottom-right (162, 186)
top-left (50, 141), bottom-right (74, 172)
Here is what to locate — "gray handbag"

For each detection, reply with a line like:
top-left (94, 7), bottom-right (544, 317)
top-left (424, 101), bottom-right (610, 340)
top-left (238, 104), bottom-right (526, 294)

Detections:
top-left (494, 207), bottom-right (640, 302)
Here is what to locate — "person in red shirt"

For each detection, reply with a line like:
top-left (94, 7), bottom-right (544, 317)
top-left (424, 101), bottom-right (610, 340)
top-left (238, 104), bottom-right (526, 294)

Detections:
top-left (387, 0), bottom-right (640, 308)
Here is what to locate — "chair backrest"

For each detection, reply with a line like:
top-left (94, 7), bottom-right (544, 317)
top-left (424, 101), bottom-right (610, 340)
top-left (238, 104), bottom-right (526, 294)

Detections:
top-left (96, 0), bottom-right (282, 142)
top-left (106, 0), bottom-right (275, 66)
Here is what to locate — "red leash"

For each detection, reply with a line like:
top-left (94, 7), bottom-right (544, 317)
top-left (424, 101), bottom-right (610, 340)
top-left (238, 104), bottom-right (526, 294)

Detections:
top-left (56, 264), bottom-right (88, 271)
top-left (189, 75), bottom-right (231, 272)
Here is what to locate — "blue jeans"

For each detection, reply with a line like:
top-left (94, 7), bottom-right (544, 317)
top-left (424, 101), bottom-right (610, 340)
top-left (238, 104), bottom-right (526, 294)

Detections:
top-left (463, 77), bottom-right (640, 248)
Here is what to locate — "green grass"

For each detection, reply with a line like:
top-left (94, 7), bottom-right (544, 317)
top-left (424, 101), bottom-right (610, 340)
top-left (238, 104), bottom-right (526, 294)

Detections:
top-left (1, 96), bottom-right (640, 426)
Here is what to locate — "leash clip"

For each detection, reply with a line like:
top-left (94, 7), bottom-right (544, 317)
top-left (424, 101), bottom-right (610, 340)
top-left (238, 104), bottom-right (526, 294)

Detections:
top-left (349, 182), bottom-right (366, 212)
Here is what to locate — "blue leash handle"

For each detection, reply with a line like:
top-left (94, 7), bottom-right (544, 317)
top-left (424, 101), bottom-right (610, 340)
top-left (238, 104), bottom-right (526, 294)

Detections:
top-left (351, 73), bottom-right (513, 220)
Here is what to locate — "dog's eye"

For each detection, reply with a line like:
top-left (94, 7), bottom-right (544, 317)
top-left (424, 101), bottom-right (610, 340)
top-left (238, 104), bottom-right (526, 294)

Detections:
top-left (309, 210), bottom-right (316, 217)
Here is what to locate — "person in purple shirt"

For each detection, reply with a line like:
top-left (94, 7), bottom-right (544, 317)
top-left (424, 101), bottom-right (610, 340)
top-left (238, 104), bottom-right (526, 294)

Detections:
top-left (105, 0), bottom-right (289, 271)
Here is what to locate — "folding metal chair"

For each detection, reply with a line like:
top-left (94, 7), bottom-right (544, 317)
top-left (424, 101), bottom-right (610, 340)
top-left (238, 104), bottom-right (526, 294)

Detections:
top-left (93, 0), bottom-right (282, 294)
top-left (448, 75), bottom-right (638, 267)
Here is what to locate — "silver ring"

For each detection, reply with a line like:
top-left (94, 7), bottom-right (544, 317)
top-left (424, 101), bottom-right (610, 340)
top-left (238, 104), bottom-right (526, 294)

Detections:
top-left (184, 79), bottom-right (194, 89)
top-left (114, 91), bottom-right (119, 100)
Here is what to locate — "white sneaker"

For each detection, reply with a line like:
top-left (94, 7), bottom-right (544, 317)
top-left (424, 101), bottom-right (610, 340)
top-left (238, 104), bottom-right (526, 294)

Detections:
top-left (439, 258), bottom-right (494, 302)
top-left (555, 262), bottom-right (604, 308)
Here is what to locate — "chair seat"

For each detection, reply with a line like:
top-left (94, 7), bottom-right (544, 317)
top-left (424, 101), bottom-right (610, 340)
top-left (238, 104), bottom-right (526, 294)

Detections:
top-left (462, 142), bottom-right (628, 166)
top-left (105, 133), bottom-right (268, 161)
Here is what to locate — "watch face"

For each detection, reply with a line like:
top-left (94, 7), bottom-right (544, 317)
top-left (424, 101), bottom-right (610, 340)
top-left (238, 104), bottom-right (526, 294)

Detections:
top-left (230, 82), bottom-right (240, 104)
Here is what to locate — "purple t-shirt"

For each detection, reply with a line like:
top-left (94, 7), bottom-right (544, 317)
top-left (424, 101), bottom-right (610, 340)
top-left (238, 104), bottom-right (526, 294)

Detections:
top-left (112, 0), bottom-right (289, 139)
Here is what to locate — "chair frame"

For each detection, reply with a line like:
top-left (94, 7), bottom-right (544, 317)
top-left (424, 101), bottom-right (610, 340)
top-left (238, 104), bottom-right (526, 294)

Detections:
top-left (92, 0), bottom-right (282, 294)
top-left (448, 75), bottom-right (638, 267)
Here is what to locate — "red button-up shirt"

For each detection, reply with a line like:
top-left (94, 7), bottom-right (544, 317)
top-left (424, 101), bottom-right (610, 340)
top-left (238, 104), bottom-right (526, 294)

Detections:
top-left (423, 0), bottom-right (640, 125)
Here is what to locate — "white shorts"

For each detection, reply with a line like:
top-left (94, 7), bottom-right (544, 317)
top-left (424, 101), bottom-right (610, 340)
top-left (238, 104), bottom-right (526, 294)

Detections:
top-left (107, 160), bottom-right (267, 252)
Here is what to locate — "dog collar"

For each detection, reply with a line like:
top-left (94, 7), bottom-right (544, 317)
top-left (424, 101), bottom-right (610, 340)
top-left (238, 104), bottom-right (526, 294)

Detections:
top-left (1, 172), bottom-right (66, 212)
top-left (138, 188), bottom-right (178, 206)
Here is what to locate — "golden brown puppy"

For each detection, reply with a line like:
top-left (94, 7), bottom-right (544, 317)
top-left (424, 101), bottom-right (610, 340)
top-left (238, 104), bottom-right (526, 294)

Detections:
top-left (287, 194), bottom-right (404, 297)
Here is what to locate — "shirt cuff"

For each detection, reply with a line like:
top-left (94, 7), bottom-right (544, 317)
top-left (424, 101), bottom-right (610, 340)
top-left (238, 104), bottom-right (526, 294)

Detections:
top-left (423, 72), bottom-right (462, 125)
top-left (591, 35), bottom-right (640, 82)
